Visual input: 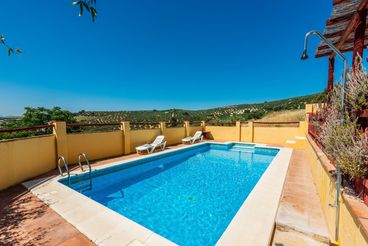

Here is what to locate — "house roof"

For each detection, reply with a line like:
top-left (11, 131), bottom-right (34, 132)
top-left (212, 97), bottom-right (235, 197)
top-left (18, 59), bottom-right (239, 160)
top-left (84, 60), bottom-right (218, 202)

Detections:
top-left (316, 0), bottom-right (368, 58)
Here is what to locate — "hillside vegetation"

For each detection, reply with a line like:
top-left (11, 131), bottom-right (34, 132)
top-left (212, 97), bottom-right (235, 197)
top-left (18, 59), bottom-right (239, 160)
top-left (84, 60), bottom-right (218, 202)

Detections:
top-left (0, 93), bottom-right (323, 139)
top-left (75, 93), bottom-right (324, 123)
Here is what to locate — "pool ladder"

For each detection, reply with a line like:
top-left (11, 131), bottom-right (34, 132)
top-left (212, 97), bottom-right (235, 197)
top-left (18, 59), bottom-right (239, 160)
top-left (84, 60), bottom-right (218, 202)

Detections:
top-left (57, 152), bottom-right (92, 190)
top-left (78, 153), bottom-right (92, 190)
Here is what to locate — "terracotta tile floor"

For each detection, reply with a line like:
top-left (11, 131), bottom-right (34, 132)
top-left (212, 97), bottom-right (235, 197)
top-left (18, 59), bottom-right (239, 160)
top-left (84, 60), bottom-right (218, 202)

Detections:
top-left (272, 149), bottom-right (330, 245)
top-left (0, 185), bottom-right (93, 246)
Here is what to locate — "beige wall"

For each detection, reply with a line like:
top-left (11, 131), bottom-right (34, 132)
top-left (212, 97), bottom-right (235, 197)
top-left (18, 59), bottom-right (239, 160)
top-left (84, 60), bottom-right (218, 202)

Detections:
top-left (205, 121), bottom-right (306, 148)
top-left (0, 116), bottom-right (309, 190)
top-left (305, 136), bottom-right (368, 245)
top-left (189, 126), bottom-right (202, 136)
top-left (241, 125), bottom-right (252, 142)
top-left (67, 131), bottom-right (123, 164)
top-left (305, 103), bottom-right (326, 114)
top-left (206, 126), bottom-right (238, 141)
top-left (130, 129), bottom-right (161, 153)
top-left (164, 127), bottom-right (186, 145)
top-left (0, 135), bottom-right (56, 190)
top-left (253, 126), bottom-right (305, 148)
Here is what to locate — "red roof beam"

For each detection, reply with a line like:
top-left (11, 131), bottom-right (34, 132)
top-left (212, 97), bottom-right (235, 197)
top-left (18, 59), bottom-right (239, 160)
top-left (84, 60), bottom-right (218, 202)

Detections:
top-left (329, 0), bottom-right (368, 59)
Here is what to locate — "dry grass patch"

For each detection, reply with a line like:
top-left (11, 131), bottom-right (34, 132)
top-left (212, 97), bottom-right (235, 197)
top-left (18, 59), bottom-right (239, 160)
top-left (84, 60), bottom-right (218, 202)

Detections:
top-left (259, 110), bottom-right (305, 122)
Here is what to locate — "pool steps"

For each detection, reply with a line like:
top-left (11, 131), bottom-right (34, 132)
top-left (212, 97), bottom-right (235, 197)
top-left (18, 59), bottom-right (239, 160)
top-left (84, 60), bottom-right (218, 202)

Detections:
top-left (58, 153), bottom-right (93, 192)
top-left (77, 153), bottom-right (93, 191)
top-left (228, 144), bottom-right (255, 153)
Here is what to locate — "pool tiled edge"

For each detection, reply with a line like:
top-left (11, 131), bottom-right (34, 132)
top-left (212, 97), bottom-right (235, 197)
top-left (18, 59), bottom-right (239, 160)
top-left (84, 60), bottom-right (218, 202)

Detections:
top-left (23, 142), bottom-right (292, 246)
top-left (217, 146), bottom-right (292, 246)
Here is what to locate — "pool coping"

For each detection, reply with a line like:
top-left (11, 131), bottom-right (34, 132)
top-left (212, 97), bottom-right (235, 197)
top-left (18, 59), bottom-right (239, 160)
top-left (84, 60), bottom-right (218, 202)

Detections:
top-left (23, 141), bottom-right (292, 246)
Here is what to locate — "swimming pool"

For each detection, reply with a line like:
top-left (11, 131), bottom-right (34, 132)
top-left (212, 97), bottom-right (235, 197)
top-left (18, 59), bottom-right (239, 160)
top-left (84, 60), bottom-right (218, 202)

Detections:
top-left (60, 143), bottom-right (279, 245)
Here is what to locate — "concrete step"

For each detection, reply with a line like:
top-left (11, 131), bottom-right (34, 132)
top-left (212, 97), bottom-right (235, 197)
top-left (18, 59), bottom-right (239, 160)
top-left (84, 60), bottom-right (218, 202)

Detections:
top-left (272, 229), bottom-right (329, 246)
top-left (272, 149), bottom-right (330, 245)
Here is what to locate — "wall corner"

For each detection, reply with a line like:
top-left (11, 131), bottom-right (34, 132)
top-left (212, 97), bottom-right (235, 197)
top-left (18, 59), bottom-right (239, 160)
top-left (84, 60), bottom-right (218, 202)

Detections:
top-left (121, 121), bottom-right (131, 154)
top-left (52, 121), bottom-right (68, 163)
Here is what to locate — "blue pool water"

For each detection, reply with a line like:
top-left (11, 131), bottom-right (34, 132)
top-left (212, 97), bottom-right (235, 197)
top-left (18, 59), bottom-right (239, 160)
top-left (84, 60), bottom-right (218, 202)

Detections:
top-left (63, 143), bottom-right (278, 245)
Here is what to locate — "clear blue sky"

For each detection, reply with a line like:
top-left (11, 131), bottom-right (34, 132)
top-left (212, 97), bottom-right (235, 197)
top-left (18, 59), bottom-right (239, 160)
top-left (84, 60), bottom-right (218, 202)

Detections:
top-left (0, 0), bottom-right (348, 115)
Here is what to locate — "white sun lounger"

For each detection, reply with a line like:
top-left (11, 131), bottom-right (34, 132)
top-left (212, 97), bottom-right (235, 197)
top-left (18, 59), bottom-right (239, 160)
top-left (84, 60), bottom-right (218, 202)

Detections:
top-left (136, 135), bottom-right (167, 154)
top-left (182, 131), bottom-right (203, 144)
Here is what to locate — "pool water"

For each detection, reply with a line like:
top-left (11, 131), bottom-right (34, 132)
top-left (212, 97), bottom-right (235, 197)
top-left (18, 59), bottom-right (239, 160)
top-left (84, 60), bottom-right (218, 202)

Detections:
top-left (65, 143), bottom-right (278, 245)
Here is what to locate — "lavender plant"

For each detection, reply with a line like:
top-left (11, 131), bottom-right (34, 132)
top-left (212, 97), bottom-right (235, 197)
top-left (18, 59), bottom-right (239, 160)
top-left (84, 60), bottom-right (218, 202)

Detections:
top-left (318, 60), bottom-right (368, 179)
top-left (345, 56), bottom-right (368, 111)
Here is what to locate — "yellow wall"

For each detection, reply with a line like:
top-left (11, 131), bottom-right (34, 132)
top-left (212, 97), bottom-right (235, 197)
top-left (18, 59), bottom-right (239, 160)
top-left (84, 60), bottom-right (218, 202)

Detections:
top-left (240, 126), bottom-right (252, 142)
top-left (305, 103), bottom-right (326, 114)
top-left (0, 118), bottom-right (308, 190)
top-left (253, 126), bottom-right (305, 148)
top-left (305, 136), bottom-right (368, 245)
top-left (0, 135), bottom-right (56, 190)
top-left (67, 131), bottom-right (123, 163)
top-left (164, 127), bottom-right (186, 145)
top-left (205, 126), bottom-right (238, 141)
top-left (130, 129), bottom-right (161, 152)
top-left (205, 122), bottom-right (306, 148)
top-left (189, 126), bottom-right (202, 136)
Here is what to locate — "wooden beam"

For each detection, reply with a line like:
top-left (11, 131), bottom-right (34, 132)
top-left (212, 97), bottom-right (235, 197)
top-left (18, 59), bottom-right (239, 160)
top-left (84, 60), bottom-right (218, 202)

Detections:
top-left (353, 8), bottom-right (367, 69)
top-left (327, 13), bottom-right (354, 26)
top-left (333, 0), bottom-right (347, 5)
top-left (317, 34), bottom-right (368, 51)
top-left (323, 25), bottom-right (368, 39)
top-left (330, 0), bottom-right (368, 59)
top-left (316, 46), bottom-right (357, 58)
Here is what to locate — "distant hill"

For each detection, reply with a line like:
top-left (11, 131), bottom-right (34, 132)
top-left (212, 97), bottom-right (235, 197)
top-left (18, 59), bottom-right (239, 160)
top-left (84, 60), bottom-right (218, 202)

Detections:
top-left (75, 93), bottom-right (325, 123)
top-left (0, 116), bottom-right (21, 127)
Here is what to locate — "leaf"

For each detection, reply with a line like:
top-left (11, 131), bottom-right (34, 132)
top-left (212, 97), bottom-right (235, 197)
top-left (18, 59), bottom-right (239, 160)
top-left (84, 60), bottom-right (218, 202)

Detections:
top-left (90, 6), bottom-right (97, 22)
top-left (8, 47), bottom-right (13, 56)
top-left (82, 1), bottom-right (90, 11)
top-left (72, 0), bottom-right (97, 21)
top-left (79, 2), bottom-right (83, 16)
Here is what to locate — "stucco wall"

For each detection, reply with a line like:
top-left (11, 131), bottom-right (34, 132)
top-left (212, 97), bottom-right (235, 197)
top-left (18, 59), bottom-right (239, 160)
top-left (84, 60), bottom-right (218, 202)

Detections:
top-left (164, 127), bottom-right (186, 146)
top-left (130, 129), bottom-right (161, 153)
top-left (253, 126), bottom-right (304, 148)
top-left (0, 135), bottom-right (56, 190)
top-left (240, 125), bottom-right (252, 142)
top-left (305, 136), bottom-right (368, 245)
top-left (205, 126), bottom-right (238, 141)
top-left (67, 131), bottom-right (123, 164)
top-left (189, 126), bottom-right (202, 136)
top-left (206, 122), bottom-right (306, 148)
top-left (0, 120), bottom-right (308, 190)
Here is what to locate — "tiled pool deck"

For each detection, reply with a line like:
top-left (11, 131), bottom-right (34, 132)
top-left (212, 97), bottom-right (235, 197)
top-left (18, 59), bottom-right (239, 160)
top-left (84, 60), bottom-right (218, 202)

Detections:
top-left (272, 149), bottom-right (329, 246)
top-left (1, 143), bottom-right (329, 245)
top-left (0, 185), bottom-right (93, 245)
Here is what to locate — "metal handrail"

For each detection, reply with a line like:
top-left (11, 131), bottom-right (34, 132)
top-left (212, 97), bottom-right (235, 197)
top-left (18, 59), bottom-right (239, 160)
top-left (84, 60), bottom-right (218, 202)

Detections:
top-left (130, 122), bottom-right (160, 125)
top-left (0, 125), bottom-right (53, 134)
top-left (78, 153), bottom-right (92, 190)
top-left (66, 123), bottom-right (120, 127)
top-left (57, 156), bottom-right (70, 186)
